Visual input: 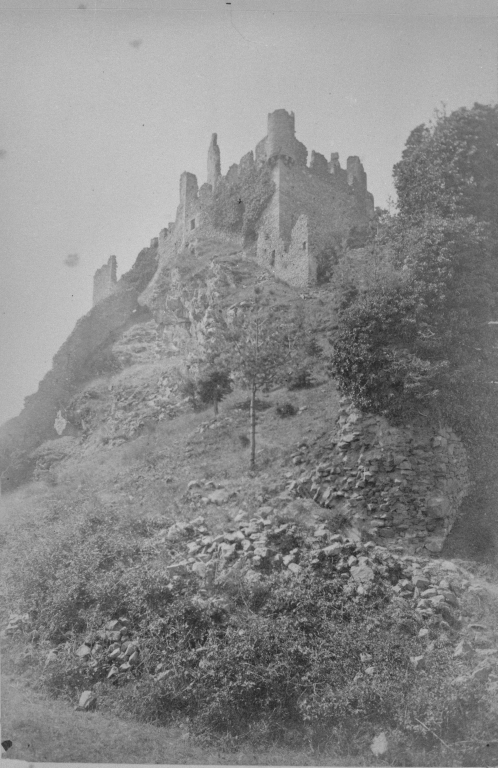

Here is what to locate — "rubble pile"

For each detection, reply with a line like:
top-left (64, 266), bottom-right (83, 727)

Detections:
top-left (161, 506), bottom-right (479, 633)
top-left (5, 509), bottom-right (498, 709)
top-left (289, 399), bottom-right (470, 554)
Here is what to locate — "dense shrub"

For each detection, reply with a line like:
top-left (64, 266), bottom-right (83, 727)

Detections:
top-left (286, 367), bottom-right (313, 390)
top-left (195, 368), bottom-right (233, 414)
top-left (393, 103), bottom-right (498, 226)
top-left (332, 105), bottom-right (498, 446)
top-left (275, 401), bottom-right (298, 418)
top-left (6, 498), bottom-right (498, 760)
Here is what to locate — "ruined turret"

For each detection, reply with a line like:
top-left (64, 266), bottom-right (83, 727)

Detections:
top-left (266, 109), bottom-right (307, 165)
top-left (347, 156), bottom-right (367, 189)
top-left (207, 133), bottom-right (221, 190)
top-left (93, 255), bottom-right (117, 306)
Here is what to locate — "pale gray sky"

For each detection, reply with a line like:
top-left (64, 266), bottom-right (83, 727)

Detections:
top-left (0, 0), bottom-right (497, 425)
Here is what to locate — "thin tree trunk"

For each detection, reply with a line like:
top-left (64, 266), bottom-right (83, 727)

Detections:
top-left (250, 383), bottom-right (256, 469)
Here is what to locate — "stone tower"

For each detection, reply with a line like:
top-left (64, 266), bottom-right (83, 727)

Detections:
top-left (263, 109), bottom-right (308, 165)
top-left (207, 133), bottom-right (221, 190)
top-left (267, 109), bottom-right (296, 160)
top-left (92, 255), bottom-right (118, 306)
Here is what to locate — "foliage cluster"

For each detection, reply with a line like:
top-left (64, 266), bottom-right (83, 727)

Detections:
top-left (7, 503), bottom-right (498, 761)
top-left (177, 368), bottom-right (233, 414)
top-left (332, 104), bottom-right (498, 465)
top-left (275, 401), bottom-right (298, 417)
top-left (208, 165), bottom-right (275, 242)
top-left (393, 103), bottom-right (498, 225)
top-left (205, 296), bottom-right (319, 395)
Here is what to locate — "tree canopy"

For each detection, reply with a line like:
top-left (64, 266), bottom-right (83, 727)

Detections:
top-left (393, 103), bottom-right (498, 226)
top-left (332, 103), bottom-right (498, 451)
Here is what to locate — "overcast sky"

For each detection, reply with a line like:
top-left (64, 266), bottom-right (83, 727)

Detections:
top-left (0, 0), bottom-right (497, 426)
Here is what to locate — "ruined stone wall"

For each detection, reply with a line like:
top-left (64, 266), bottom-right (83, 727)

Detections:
top-left (93, 255), bottom-right (118, 306)
top-left (279, 159), bottom-right (370, 247)
top-left (256, 157), bottom-right (372, 287)
top-left (293, 399), bottom-right (470, 554)
top-left (274, 214), bottom-right (311, 287)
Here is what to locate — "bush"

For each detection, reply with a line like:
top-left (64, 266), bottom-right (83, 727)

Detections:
top-left (286, 368), bottom-right (313, 390)
top-left (275, 402), bottom-right (298, 418)
top-left (6, 499), bottom-right (498, 758)
top-left (195, 368), bottom-right (232, 413)
top-left (332, 214), bottom-right (497, 431)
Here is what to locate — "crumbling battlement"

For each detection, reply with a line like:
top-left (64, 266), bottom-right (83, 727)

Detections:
top-left (93, 255), bottom-right (118, 306)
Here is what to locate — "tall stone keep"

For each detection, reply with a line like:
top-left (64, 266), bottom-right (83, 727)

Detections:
top-left (207, 133), bottom-right (221, 190)
top-left (93, 255), bottom-right (118, 306)
top-left (267, 109), bottom-right (296, 160)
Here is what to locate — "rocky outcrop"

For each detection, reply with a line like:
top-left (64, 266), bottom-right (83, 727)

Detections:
top-left (291, 399), bottom-right (470, 554)
top-left (0, 285), bottom-right (139, 489)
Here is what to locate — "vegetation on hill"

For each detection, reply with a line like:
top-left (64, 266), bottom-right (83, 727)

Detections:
top-left (121, 243), bottom-right (159, 293)
top-left (332, 104), bottom-right (498, 462)
top-left (205, 294), bottom-right (319, 466)
top-left (393, 104), bottom-right (498, 225)
top-left (5, 104), bottom-right (498, 766)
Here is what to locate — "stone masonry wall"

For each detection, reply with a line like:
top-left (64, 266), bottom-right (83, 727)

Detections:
top-left (256, 157), bottom-right (372, 287)
top-left (274, 214), bottom-right (311, 287)
top-left (292, 398), bottom-right (470, 554)
top-left (93, 255), bottom-right (118, 306)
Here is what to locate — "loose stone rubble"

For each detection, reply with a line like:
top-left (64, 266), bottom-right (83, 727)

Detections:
top-left (4, 504), bottom-right (498, 693)
top-left (289, 398), bottom-right (470, 553)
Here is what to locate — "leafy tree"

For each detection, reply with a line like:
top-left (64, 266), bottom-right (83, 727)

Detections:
top-left (393, 103), bottom-right (498, 226)
top-left (332, 102), bottom-right (498, 500)
top-left (196, 368), bottom-right (232, 415)
top-left (206, 293), bottom-right (310, 468)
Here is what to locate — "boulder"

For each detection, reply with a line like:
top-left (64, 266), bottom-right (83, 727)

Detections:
top-left (207, 489), bottom-right (232, 505)
top-left (75, 644), bottom-right (92, 659)
top-left (471, 665), bottom-right (493, 683)
top-left (453, 640), bottom-right (473, 658)
top-left (350, 562), bottom-right (374, 584)
top-left (75, 690), bottom-right (97, 711)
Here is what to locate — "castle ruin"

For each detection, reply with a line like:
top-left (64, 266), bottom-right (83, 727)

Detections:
top-left (94, 109), bottom-right (375, 294)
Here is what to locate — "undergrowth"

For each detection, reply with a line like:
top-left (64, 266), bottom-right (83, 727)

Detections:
top-left (3, 498), bottom-right (498, 765)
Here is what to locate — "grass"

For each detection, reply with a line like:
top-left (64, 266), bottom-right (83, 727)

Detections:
top-left (0, 379), bottom-right (352, 764)
top-left (4, 370), bottom-right (498, 765)
top-left (1, 670), bottom-right (370, 765)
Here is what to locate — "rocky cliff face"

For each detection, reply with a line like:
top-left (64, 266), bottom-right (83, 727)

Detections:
top-left (0, 234), bottom-right (308, 488)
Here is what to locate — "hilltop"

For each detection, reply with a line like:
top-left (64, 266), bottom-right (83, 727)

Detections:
top-left (2, 106), bottom-right (498, 765)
